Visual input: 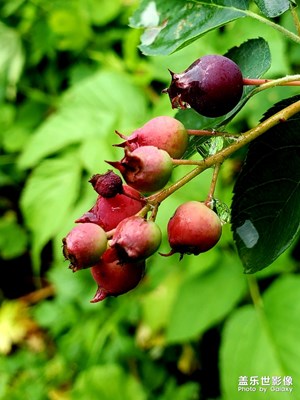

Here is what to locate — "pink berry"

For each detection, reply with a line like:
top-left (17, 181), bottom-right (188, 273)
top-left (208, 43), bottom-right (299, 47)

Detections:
top-left (62, 223), bottom-right (107, 271)
top-left (116, 116), bottom-right (188, 158)
top-left (108, 146), bottom-right (173, 193)
top-left (90, 247), bottom-right (145, 302)
top-left (164, 201), bottom-right (222, 257)
top-left (110, 216), bottom-right (162, 261)
top-left (76, 185), bottom-right (145, 231)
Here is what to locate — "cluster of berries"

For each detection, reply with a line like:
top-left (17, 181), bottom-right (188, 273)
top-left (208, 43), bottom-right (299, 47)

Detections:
top-left (63, 55), bottom-right (244, 302)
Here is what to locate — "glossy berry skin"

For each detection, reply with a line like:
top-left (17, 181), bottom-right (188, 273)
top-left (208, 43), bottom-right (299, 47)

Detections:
top-left (76, 185), bottom-right (145, 231)
top-left (90, 247), bottom-right (145, 302)
top-left (166, 201), bottom-right (222, 257)
top-left (111, 216), bottom-right (162, 261)
top-left (116, 116), bottom-right (188, 159)
top-left (108, 146), bottom-right (173, 193)
top-left (163, 55), bottom-right (243, 118)
top-left (62, 223), bottom-right (107, 271)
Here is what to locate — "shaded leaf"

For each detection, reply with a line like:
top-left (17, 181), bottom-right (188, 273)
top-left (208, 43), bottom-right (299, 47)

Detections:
top-left (166, 254), bottom-right (247, 343)
top-left (231, 95), bottom-right (300, 273)
top-left (20, 153), bottom-right (81, 270)
top-left (130, 0), bottom-right (249, 56)
top-left (220, 275), bottom-right (300, 399)
top-left (254, 0), bottom-right (290, 18)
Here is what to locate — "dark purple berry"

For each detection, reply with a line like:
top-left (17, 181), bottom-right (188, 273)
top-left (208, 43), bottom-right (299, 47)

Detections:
top-left (163, 55), bottom-right (243, 118)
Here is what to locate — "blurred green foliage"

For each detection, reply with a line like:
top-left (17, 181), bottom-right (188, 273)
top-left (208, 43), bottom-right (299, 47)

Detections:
top-left (0, 1), bottom-right (300, 399)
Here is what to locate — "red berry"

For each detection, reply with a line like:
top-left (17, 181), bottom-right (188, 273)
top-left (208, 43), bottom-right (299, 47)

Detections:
top-left (62, 223), bottom-right (107, 271)
top-left (110, 216), bottom-right (162, 261)
top-left (90, 247), bottom-right (145, 302)
top-left (116, 116), bottom-right (188, 159)
top-left (163, 55), bottom-right (243, 118)
top-left (76, 185), bottom-right (145, 231)
top-left (108, 146), bottom-right (173, 193)
top-left (89, 170), bottom-right (123, 198)
top-left (164, 201), bottom-right (222, 257)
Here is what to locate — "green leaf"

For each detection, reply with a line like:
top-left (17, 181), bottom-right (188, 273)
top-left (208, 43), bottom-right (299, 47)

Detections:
top-left (166, 253), bottom-right (247, 343)
top-left (83, 0), bottom-right (122, 26)
top-left (130, 0), bottom-right (249, 56)
top-left (181, 38), bottom-right (271, 159)
top-left (72, 364), bottom-right (147, 400)
top-left (254, 0), bottom-right (290, 18)
top-left (18, 71), bottom-right (148, 169)
top-left (231, 95), bottom-right (300, 273)
top-left (220, 275), bottom-right (300, 399)
top-left (20, 153), bottom-right (81, 271)
top-left (0, 22), bottom-right (24, 100)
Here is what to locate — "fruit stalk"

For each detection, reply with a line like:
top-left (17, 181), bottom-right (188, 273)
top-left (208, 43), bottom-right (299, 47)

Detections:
top-left (147, 99), bottom-right (300, 206)
top-left (205, 163), bottom-right (221, 205)
top-left (243, 74), bottom-right (300, 91)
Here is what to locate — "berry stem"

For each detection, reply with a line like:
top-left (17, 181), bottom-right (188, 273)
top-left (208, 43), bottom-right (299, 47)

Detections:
top-left (205, 163), bottom-right (221, 206)
top-left (245, 10), bottom-right (300, 44)
top-left (147, 99), bottom-right (300, 206)
top-left (172, 159), bottom-right (203, 166)
top-left (243, 76), bottom-right (300, 87)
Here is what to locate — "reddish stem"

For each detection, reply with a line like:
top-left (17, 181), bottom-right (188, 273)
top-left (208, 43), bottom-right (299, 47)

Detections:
top-left (243, 78), bottom-right (300, 86)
